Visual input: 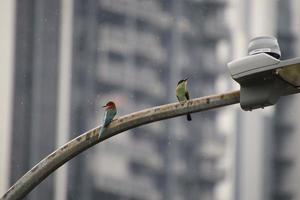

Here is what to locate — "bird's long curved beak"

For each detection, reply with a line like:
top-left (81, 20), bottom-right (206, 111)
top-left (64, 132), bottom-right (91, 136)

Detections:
top-left (102, 105), bottom-right (107, 108)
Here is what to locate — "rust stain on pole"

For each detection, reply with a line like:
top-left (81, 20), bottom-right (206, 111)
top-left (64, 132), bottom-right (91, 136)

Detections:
top-left (1, 90), bottom-right (240, 200)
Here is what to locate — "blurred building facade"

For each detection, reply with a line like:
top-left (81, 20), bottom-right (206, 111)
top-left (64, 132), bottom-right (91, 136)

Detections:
top-left (69, 0), bottom-right (230, 200)
top-left (2, 1), bottom-right (300, 200)
top-left (0, 0), bottom-right (230, 200)
top-left (7, 1), bottom-right (61, 200)
top-left (0, 0), bottom-right (15, 196)
top-left (272, 0), bottom-right (300, 200)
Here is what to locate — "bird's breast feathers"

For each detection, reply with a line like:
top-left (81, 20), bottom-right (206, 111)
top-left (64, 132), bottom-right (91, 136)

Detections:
top-left (176, 84), bottom-right (187, 100)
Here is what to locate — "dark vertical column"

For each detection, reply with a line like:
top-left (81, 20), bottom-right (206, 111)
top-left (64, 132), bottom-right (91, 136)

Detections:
top-left (11, 0), bottom-right (61, 200)
top-left (68, 0), bottom-right (98, 199)
top-left (10, 0), bottom-right (35, 189)
top-left (28, 1), bottom-right (60, 200)
top-left (165, 0), bottom-right (181, 199)
top-left (273, 0), bottom-right (295, 199)
top-left (234, 111), bottom-right (242, 200)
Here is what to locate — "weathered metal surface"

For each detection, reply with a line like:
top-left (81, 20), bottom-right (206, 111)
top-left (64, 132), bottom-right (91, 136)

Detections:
top-left (1, 90), bottom-right (240, 200)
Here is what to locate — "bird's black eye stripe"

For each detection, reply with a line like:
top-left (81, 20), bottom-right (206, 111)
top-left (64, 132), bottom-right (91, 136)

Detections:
top-left (177, 80), bottom-right (185, 85)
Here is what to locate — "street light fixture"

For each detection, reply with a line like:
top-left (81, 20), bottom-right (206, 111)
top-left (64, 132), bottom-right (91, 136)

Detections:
top-left (228, 36), bottom-right (300, 111)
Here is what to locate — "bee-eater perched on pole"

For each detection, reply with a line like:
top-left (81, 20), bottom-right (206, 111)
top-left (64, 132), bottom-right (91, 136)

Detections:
top-left (99, 101), bottom-right (117, 138)
top-left (176, 78), bottom-right (192, 121)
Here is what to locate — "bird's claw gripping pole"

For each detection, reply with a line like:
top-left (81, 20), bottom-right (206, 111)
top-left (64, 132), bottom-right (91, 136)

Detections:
top-left (1, 90), bottom-right (240, 200)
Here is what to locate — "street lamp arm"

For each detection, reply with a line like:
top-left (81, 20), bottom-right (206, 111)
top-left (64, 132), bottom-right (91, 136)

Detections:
top-left (1, 90), bottom-right (240, 200)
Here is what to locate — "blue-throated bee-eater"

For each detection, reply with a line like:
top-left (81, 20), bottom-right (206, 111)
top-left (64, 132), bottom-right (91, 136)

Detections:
top-left (99, 101), bottom-right (117, 138)
top-left (176, 78), bottom-right (192, 121)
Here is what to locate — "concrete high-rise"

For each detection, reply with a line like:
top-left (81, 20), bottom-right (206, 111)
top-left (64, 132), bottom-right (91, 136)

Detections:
top-left (69, 0), bottom-right (230, 199)
top-left (1, 0), bottom-right (230, 200)
top-left (0, 0), bottom-right (16, 196)
top-left (272, 0), bottom-right (300, 199)
top-left (6, 1), bottom-right (61, 200)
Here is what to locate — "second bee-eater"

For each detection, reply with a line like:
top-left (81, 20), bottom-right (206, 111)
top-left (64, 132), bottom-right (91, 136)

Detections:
top-left (99, 101), bottom-right (117, 138)
top-left (176, 78), bottom-right (192, 121)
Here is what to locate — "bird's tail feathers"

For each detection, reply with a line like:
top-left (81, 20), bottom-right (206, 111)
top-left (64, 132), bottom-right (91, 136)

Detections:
top-left (99, 126), bottom-right (107, 139)
top-left (187, 113), bottom-right (192, 121)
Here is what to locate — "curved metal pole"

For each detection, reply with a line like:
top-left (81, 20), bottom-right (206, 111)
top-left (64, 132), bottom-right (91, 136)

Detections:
top-left (1, 90), bottom-right (240, 200)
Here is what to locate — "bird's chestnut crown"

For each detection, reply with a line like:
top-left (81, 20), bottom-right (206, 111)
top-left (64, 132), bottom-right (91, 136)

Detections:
top-left (103, 101), bottom-right (116, 109)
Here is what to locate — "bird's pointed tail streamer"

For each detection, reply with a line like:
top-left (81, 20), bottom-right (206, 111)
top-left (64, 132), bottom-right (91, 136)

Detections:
top-left (187, 113), bottom-right (192, 121)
